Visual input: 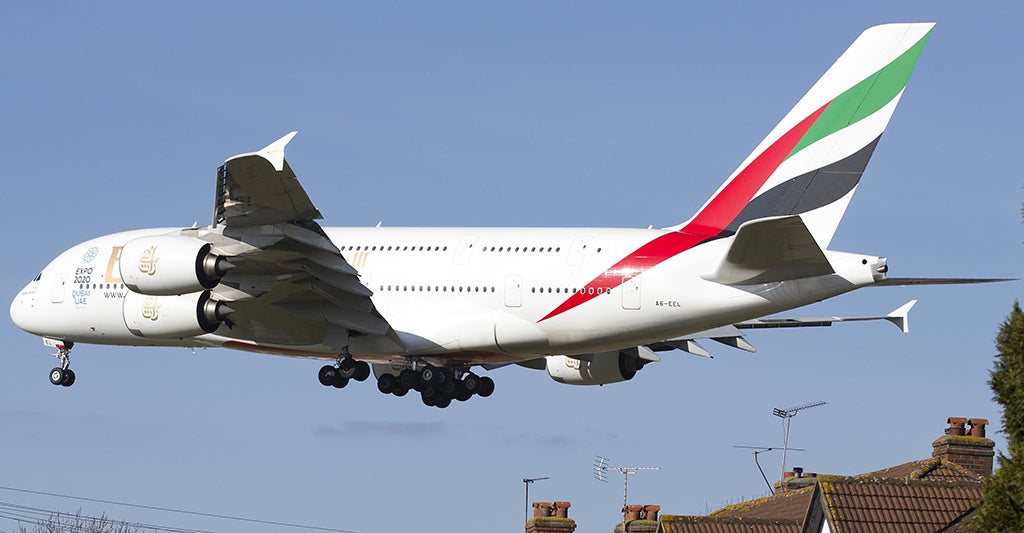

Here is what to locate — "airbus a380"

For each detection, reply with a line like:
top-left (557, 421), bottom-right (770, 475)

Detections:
top-left (9, 23), bottom-right (999, 408)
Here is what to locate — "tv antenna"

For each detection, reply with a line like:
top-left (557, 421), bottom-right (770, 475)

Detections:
top-left (772, 401), bottom-right (826, 489)
top-left (593, 456), bottom-right (661, 511)
top-left (733, 445), bottom-right (805, 492)
top-left (523, 476), bottom-right (551, 523)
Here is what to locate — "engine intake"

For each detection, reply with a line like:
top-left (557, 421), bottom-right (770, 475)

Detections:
top-left (123, 290), bottom-right (234, 339)
top-left (120, 235), bottom-right (233, 296)
top-left (546, 349), bottom-right (650, 386)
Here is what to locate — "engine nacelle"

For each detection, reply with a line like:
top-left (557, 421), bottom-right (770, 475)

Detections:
top-left (123, 290), bottom-right (234, 339)
top-left (546, 350), bottom-right (648, 386)
top-left (120, 235), bottom-right (233, 296)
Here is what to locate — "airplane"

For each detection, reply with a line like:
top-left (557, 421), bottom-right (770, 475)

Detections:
top-left (9, 23), bottom-right (1001, 408)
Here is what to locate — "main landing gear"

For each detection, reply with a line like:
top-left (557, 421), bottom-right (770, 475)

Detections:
top-left (48, 342), bottom-right (76, 387)
top-left (375, 364), bottom-right (495, 409)
top-left (315, 356), bottom-right (495, 409)
top-left (317, 355), bottom-right (371, 389)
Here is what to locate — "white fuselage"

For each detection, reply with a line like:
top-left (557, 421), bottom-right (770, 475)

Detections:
top-left (10, 225), bottom-right (882, 366)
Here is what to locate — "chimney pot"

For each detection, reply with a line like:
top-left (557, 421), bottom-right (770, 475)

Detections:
top-left (553, 501), bottom-right (571, 518)
top-left (947, 417), bottom-right (968, 436)
top-left (533, 502), bottom-right (554, 517)
top-left (934, 416), bottom-right (995, 477)
top-left (623, 504), bottom-right (643, 521)
top-left (643, 505), bottom-right (661, 521)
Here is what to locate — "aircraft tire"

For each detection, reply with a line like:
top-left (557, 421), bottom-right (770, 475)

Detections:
top-left (61, 369), bottom-right (76, 387)
top-left (331, 373), bottom-right (349, 389)
top-left (435, 396), bottom-right (452, 408)
top-left (354, 361), bottom-right (371, 382)
top-left (454, 383), bottom-right (472, 402)
top-left (420, 366), bottom-right (436, 385)
top-left (318, 365), bottom-right (337, 386)
top-left (338, 358), bottom-right (357, 379)
top-left (398, 369), bottom-right (418, 390)
top-left (49, 367), bottom-right (65, 386)
top-left (420, 388), bottom-right (435, 407)
top-left (377, 373), bottom-right (397, 394)
top-left (462, 374), bottom-right (480, 394)
top-left (478, 376), bottom-right (495, 398)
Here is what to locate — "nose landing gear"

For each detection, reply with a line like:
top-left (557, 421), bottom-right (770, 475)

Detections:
top-left (47, 341), bottom-right (76, 387)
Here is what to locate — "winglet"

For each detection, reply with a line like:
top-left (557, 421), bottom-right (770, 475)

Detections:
top-left (885, 299), bottom-right (917, 334)
top-left (258, 131), bottom-right (298, 171)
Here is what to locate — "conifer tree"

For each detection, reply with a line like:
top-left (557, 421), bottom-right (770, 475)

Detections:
top-left (974, 301), bottom-right (1024, 531)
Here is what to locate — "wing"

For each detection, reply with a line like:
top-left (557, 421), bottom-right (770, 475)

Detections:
top-left (197, 132), bottom-right (394, 353)
top-left (648, 300), bottom-right (916, 358)
top-left (213, 131), bottom-right (321, 227)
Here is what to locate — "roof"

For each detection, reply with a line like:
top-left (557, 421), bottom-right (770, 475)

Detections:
top-left (708, 485), bottom-right (814, 522)
top-left (854, 457), bottom-right (983, 483)
top-left (659, 515), bottom-right (801, 533)
top-left (818, 477), bottom-right (982, 533)
top-left (658, 459), bottom-right (983, 533)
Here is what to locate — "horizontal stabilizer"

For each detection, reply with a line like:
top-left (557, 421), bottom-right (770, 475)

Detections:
top-left (873, 277), bottom-right (1014, 286)
top-left (739, 300), bottom-right (917, 333)
top-left (706, 216), bottom-right (834, 285)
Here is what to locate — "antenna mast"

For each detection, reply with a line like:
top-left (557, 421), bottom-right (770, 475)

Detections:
top-left (772, 401), bottom-right (826, 490)
top-left (733, 445), bottom-right (805, 492)
top-left (523, 476), bottom-right (551, 523)
top-left (593, 456), bottom-right (661, 511)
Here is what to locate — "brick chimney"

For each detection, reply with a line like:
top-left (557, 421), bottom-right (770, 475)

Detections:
top-left (527, 501), bottom-right (576, 533)
top-left (931, 416), bottom-right (995, 477)
top-left (613, 504), bottom-right (660, 533)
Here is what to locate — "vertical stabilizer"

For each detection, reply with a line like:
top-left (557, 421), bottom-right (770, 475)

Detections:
top-left (667, 23), bottom-right (934, 247)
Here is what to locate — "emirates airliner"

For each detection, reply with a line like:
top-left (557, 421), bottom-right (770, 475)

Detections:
top-left (10, 23), bottom-right (999, 408)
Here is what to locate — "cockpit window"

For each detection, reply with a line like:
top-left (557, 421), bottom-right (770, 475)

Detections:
top-left (33, 273), bottom-right (41, 282)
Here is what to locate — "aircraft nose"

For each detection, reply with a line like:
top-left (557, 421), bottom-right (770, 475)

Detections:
top-left (10, 284), bottom-right (40, 334)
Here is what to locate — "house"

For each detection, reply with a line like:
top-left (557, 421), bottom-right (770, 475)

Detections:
top-left (526, 416), bottom-right (995, 533)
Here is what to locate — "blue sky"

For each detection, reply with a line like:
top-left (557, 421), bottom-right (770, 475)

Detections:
top-left (2, 3), bottom-right (1021, 532)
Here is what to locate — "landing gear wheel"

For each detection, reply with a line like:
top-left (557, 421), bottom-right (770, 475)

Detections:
top-left (393, 386), bottom-right (409, 397)
top-left (377, 373), bottom-right (397, 394)
top-left (331, 372), bottom-right (349, 389)
top-left (434, 395), bottom-right (452, 409)
top-left (49, 367), bottom-right (65, 386)
top-left (454, 382), bottom-right (472, 402)
top-left (61, 369), bottom-right (76, 387)
top-left (462, 374), bottom-right (480, 395)
top-left (420, 366), bottom-right (437, 385)
top-left (439, 380), bottom-right (456, 397)
top-left (338, 358), bottom-right (357, 379)
top-left (435, 368), bottom-right (453, 385)
top-left (398, 369), bottom-right (419, 390)
top-left (353, 361), bottom-right (371, 382)
top-left (421, 385), bottom-right (438, 406)
top-left (318, 365), bottom-right (338, 386)
top-left (478, 376), bottom-right (495, 397)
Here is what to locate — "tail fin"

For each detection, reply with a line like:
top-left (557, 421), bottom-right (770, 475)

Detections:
top-left (668, 23), bottom-right (934, 247)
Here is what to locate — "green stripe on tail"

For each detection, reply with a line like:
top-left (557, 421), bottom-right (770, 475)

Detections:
top-left (788, 28), bottom-right (934, 158)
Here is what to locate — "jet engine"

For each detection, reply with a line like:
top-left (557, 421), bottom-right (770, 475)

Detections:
top-left (546, 347), bottom-right (654, 386)
top-left (120, 236), bottom-right (233, 295)
top-left (123, 290), bottom-right (234, 339)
